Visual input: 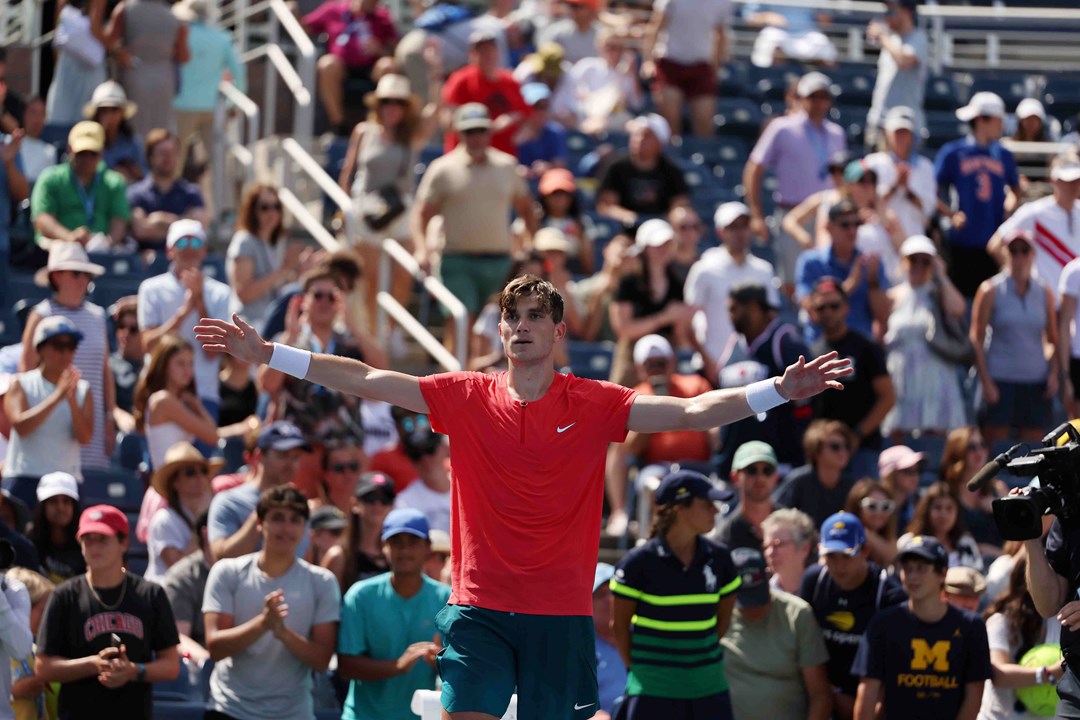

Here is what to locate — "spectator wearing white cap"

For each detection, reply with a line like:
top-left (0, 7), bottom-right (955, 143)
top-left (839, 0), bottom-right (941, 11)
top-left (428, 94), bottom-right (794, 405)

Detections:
top-left (685, 202), bottom-right (777, 374)
top-left (138, 218), bottom-right (231, 418)
top-left (743, 2), bottom-right (837, 69)
top-left (971, 228), bottom-right (1058, 447)
top-left (604, 333), bottom-right (714, 536)
top-left (596, 113), bottom-right (690, 226)
top-left (126, 129), bottom-right (207, 251)
top-left (865, 0), bottom-right (928, 148)
top-left (442, 30), bottom-right (529, 156)
top-left (3, 317), bottom-right (93, 508)
top-left (865, 106), bottom-right (937, 239)
top-left (28, 472), bottom-right (85, 584)
top-left (20, 243), bottom-right (112, 471)
top-left (413, 102), bottom-right (537, 357)
top-left (881, 235), bottom-right (967, 440)
top-left (532, 228), bottom-right (585, 337)
top-left (744, 72), bottom-right (847, 297)
top-left (935, 91), bottom-right (1021, 298)
top-left (991, 152), bottom-right (1080, 295)
top-left (640, 0), bottom-right (732, 137)
top-left (1011, 97), bottom-right (1059, 144)
top-left (608, 219), bottom-right (694, 387)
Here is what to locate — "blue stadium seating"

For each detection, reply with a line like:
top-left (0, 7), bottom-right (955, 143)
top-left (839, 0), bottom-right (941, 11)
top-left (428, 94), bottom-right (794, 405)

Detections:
top-left (567, 341), bottom-right (615, 381)
top-left (924, 74), bottom-right (963, 112)
top-left (828, 67), bottom-right (876, 106)
top-left (967, 74), bottom-right (1031, 112)
top-left (82, 468), bottom-right (144, 512)
top-left (713, 97), bottom-right (766, 140)
top-left (1043, 76), bottom-right (1080, 121)
top-left (745, 63), bottom-right (803, 103)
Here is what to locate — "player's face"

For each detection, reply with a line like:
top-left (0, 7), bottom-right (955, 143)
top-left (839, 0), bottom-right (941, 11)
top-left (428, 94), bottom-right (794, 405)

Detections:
top-left (79, 532), bottom-right (127, 572)
top-left (384, 533), bottom-right (429, 575)
top-left (499, 295), bottom-right (566, 367)
top-left (259, 507), bottom-right (307, 553)
top-left (900, 558), bottom-right (944, 601)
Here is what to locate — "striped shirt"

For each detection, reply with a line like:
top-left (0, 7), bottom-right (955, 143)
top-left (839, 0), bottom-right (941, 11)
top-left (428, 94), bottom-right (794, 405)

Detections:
top-left (611, 536), bottom-right (741, 699)
top-left (33, 299), bottom-right (110, 469)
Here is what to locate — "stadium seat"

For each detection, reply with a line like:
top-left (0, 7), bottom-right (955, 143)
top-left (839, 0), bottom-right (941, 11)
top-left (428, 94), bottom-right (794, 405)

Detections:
top-left (114, 432), bottom-right (149, 473)
top-left (219, 435), bottom-right (248, 475)
top-left (828, 67), bottom-right (876, 107)
top-left (566, 341), bottom-right (615, 381)
top-left (87, 252), bottom-right (147, 278)
top-left (713, 97), bottom-right (766, 140)
top-left (745, 63), bottom-right (803, 103)
top-left (829, 105), bottom-right (867, 147)
top-left (81, 468), bottom-right (144, 512)
top-left (967, 74), bottom-right (1031, 112)
top-left (90, 276), bottom-right (145, 310)
top-left (717, 62), bottom-right (746, 97)
top-left (1043, 76), bottom-right (1080, 122)
top-left (923, 111), bottom-right (969, 150)
top-left (924, 74), bottom-right (963, 112)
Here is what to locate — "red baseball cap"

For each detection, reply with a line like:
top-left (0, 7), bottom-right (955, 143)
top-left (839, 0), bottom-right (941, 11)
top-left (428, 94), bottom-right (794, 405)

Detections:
top-left (77, 505), bottom-right (129, 539)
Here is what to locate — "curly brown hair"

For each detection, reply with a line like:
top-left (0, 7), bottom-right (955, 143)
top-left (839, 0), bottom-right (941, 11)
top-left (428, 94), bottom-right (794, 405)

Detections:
top-left (498, 274), bottom-right (565, 324)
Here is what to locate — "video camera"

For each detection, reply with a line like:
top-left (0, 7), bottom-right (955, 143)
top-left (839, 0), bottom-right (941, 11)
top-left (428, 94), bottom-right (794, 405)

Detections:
top-left (975, 422), bottom-right (1080, 541)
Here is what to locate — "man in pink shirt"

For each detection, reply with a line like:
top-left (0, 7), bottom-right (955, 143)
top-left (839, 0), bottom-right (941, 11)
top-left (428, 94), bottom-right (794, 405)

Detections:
top-left (195, 276), bottom-right (850, 720)
top-left (303, 0), bottom-right (398, 135)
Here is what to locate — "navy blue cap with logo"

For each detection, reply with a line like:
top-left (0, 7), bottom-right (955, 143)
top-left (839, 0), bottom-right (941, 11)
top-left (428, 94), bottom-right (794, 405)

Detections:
top-left (655, 469), bottom-right (732, 505)
top-left (897, 534), bottom-right (948, 568)
top-left (257, 421), bottom-right (311, 452)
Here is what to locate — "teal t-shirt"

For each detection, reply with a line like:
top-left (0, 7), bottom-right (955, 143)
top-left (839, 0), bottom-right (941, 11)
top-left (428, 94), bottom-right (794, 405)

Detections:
top-left (339, 573), bottom-right (451, 720)
top-left (29, 161), bottom-right (131, 242)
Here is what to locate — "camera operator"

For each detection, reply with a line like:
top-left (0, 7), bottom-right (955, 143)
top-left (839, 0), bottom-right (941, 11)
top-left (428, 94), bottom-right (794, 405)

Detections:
top-left (1, 544), bottom-right (35, 720)
top-left (1026, 517), bottom-right (1080, 715)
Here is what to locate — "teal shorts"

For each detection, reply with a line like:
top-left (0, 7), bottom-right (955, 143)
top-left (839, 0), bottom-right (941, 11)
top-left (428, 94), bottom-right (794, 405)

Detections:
top-left (438, 253), bottom-right (512, 317)
top-left (435, 605), bottom-right (599, 720)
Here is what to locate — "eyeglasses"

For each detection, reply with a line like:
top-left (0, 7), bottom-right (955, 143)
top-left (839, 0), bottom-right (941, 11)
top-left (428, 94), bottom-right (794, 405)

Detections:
top-left (46, 339), bottom-right (78, 352)
top-left (177, 466), bottom-right (208, 479)
top-left (814, 301), bottom-right (843, 313)
top-left (824, 441), bottom-right (849, 453)
top-left (329, 461), bottom-right (361, 474)
top-left (741, 463), bottom-right (776, 477)
top-left (856, 177), bottom-right (877, 186)
top-left (861, 497), bottom-right (896, 513)
top-left (310, 291), bottom-right (338, 302)
top-left (173, 236), bottom-right (205, 250)
top-left (258, 202), bottom-right (282, 212)
top-left (361, 493), bottom-right (394, 505)
top-left (1008, 244), bottom-right (1032, 256)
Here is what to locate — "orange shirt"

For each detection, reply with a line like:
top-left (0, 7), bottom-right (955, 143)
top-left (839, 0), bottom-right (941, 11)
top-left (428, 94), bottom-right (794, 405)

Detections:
top-left (419, 371), bottom-right (636, 616)
top-left (634, 373), bottom-right (713, 466)
top-left (368, 444), bottom-right (418, 493)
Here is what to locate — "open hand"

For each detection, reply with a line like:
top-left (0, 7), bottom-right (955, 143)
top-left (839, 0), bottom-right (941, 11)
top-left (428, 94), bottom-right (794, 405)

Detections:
top-left (777, 352), bottom-right (853, 401)
top-left (0, 129), bottom-right (23, 164)
top-left (194, 314), bottom-right (273, 366)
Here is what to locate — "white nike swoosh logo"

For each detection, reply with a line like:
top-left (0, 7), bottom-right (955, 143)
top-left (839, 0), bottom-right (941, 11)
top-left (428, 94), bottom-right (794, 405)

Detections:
top-left (574, 703), bottom-right (594, 710)
top-left (557, 423), bottom-right (576, 433)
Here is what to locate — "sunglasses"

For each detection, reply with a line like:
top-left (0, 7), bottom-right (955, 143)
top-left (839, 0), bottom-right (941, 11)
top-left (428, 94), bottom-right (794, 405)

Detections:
top-left (967, 440), bottom-right (986, 452)
top-left (908, 255), bottom-right (933, 266)
top-left (825, 441), bottom-right (849, 453)
top-left (258, 202), bottom-right (282, 212)
top-left (177, 465), bottom-right (208, 479)
top-left (814, 301), bottom-right (843, 313)
top-left (856, 177), bottom-right (877, 186)
top-left (379, 98), bottom-right (408, 107)
top-left (1008, 244), bottom-right (1032, 256)
top-left (361, 493), bottom-right (394, 505)
top-left (462, 128), bottom-right (489, 136)
top-left (400, 415), bottom-right (431, 434)
top-left (173, 236), bottom-right (205, 250)
top-left (834, 220), bottom-right (862, 230)
top-left (310, 290), bottom-right (338, 302)
top-left (861, 497), bottom-right (896, 513)
top-left (46, 339), bottom-right (78, 352)
top-left (117, 323), bottom-right (139, 333)
top-left (329, 461), bottom-right (361, 474)
top-left (741, 463), bottom-right (776, 477)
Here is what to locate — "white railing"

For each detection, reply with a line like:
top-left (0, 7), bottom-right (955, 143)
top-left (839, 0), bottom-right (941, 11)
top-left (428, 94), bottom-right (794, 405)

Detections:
top-left (211, 80), bottom-right (258, 236)
top-left (379, 239), bottom-right (468, 372)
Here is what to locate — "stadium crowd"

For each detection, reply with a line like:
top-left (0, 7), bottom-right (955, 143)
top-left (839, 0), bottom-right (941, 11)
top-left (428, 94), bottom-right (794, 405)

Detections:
top-left (3, 0), bottom-right (1080, 717)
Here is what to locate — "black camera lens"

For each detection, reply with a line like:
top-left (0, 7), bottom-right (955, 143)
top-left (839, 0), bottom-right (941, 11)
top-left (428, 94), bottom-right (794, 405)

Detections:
top-left (0, 539), bottom-right (14, 571)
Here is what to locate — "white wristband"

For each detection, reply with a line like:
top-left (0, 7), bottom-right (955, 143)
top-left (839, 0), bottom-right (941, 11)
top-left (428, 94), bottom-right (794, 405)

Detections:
top-left (268, 342), bottom-right (312, 379)
top-left (746, 378), bottom-right (787, 414)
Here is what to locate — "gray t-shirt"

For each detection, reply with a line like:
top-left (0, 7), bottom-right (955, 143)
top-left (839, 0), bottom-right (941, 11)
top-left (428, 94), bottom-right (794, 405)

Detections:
top-left (869, 27), bottom-right (929, 129)
top-left (138, 268), bottom-right (231, 402)
top-left (536, 19), bottom-right (598, 65)
top-left (203, 554), bottom-right (341, 719)
top-left (207, 482), bottom-right (311, 557)
top-left (162, 549), bottom-right (210, 645)
top-left (226, 230), bottom-right (285, 327)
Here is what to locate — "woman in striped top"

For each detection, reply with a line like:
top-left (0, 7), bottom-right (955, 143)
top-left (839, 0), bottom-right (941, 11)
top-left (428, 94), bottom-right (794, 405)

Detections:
top-left (611, 469), bottom-right (741, 720)
top-left (20, 243), bottom-right (113, 471)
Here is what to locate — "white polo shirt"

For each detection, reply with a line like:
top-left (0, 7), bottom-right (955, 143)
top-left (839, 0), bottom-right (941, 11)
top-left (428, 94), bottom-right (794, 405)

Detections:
top-left (1058, 257), bottom-right (1080, 359)
top-left (999, 194), bottom-right (1080, 293)
top-left (684, 246), bottom-right (777, 361)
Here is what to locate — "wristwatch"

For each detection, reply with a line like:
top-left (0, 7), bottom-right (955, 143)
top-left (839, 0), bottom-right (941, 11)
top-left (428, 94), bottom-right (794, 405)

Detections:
top-left (135, 662), bottom-right (147, 682)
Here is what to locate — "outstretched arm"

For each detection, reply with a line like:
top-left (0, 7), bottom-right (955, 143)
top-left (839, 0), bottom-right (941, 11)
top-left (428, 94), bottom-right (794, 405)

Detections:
top-left (626, 352), bottom-right (851, 433)
top-left (194, 315), bottom-right (429, 414)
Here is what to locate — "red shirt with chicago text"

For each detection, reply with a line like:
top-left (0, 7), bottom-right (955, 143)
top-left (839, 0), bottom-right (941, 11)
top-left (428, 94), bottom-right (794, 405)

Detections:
top-left (419, 371), bottom-right (636, 615)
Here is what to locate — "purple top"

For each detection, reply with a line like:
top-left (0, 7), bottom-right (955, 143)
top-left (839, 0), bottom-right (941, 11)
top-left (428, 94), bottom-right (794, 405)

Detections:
top-left (749, 113), bottom-right (847, 206)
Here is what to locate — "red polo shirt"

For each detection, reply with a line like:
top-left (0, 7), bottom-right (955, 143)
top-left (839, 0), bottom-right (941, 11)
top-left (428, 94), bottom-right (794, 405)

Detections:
top-left (419, 371), bottom-right (636, 615)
